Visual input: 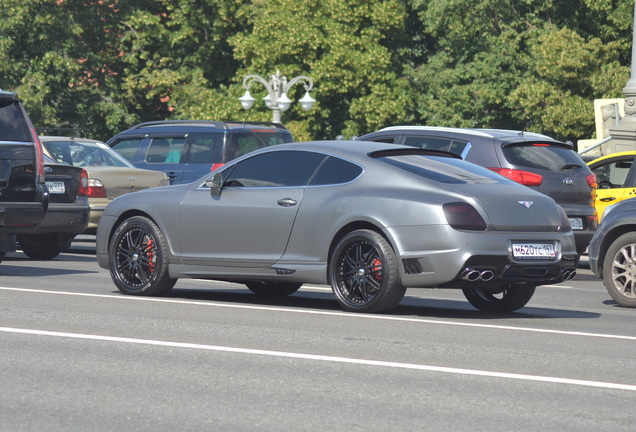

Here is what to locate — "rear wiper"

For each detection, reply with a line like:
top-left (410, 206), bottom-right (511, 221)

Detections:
top-left (562, 163), bottom-right (582, 169)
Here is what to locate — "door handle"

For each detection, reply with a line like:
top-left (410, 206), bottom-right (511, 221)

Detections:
top-left (599, 197), bottom-right (616, 202)
top-left (277, 198), bottom-right (297, 207)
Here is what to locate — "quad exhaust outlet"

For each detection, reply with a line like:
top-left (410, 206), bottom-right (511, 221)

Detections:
top-left (461, 268), bottom-right (495, 282)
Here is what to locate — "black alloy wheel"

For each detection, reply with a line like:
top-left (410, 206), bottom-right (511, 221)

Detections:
top-left (109, 216), bottom-right (176, 296)
top-left (329, 229), bottom-right (406, 313)
top-left (462, 284), bottom-right (536, 312)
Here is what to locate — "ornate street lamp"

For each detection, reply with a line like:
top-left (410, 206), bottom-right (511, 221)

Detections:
top-left (239, 70), bottom-right (315, 123)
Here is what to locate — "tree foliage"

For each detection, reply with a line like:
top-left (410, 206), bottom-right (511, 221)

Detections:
top-left (0, 0), bottom-right (633, 143)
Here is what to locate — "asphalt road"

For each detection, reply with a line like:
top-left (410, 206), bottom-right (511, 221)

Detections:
top-left (1, 236), bottom-right (635, 431)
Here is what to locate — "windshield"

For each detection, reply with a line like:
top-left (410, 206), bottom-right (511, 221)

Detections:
top-left (42, 139), bottom-right (135, 168)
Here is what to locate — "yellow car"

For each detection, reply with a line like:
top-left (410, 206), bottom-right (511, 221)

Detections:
top-left (587, 151), bottom-right (636, 220)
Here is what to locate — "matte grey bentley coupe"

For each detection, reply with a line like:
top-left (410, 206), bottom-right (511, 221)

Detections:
top-left (96, 141), bottom-right (578, 313)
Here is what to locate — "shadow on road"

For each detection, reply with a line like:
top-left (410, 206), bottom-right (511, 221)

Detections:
top-left (162, 284), bottom-right (601, 321)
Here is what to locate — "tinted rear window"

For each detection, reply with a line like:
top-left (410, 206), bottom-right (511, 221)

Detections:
top-left (0, 101), bottom-right (31, 142)
top-left (502, 144), bottom-right (586, 172)
top-left (380, 155), bottom-right (504, 184)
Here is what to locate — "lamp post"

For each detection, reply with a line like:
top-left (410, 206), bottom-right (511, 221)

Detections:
top-left (609, 1), bottom-right (636, 151)
top-left (239, 70), bottom-right (315, 123)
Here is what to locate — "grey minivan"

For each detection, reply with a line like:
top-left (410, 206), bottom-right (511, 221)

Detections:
top-left (358, 126), bottom-right (597, 253)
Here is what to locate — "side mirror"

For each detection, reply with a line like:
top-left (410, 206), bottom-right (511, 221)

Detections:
top-left (205, 172), bottom-right (223, 196)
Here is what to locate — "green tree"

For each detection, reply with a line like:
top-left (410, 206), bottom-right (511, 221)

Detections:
top-left (226, 0), bottom-right (411, 140)
top-left (404, 0), bottom-right (632, 142)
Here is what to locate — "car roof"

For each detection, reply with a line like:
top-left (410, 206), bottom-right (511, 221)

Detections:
top-left (247, 139), bottom-right (451, 161)
top-left (39, 135), bottom-right (105, 145)
top-left (373, 126), bottom-right (560, 142)
top-left (586, 151), bottom-right (636, 166)
top-left (116, 120), bottom-right (290, 135)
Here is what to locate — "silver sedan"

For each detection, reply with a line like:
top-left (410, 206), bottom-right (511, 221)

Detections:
top-left (96, 141), bottom-right (578, 313)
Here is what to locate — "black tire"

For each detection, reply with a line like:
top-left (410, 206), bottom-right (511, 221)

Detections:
top-left (245, 281), bottom-right (302, 297)
top-left (602, 231), bottom-right (636, 307)
top-left (109, 216), bottom-right (176, 296)
top-left (19, 234), bottom-right (62, 260)
top-left (462, 284), bottom-right (536, 312)
top-left (329, 229), bottom-right (406, 313)
top-left (0, 251), bottom-right (5, 264)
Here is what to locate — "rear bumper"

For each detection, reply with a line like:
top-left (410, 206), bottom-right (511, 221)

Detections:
top-left (0, 202), bottom-right (48, 233)
top-left (21, 200), bottom-right (90, 235)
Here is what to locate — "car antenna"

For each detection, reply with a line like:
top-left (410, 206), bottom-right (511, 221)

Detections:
top-left (520, 120), bottom-right (534, 136)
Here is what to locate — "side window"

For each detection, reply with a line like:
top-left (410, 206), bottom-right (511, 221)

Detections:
top-left (366, 136), bottom-right (397, 144)
top-left (225, 151), bottom-right (326, 187)
top-left (403, 136), bottom-right (469, 157)
top-left (110, 137), bottom-right (144, 162)
top-left (593, 159), bottom-right (633, 189)
top-left (146, 137), bottom-right (186, 164)
top-left (187, 133), bottom-right (223, 164)
top-left (309, 157), bottom-right (363, 185)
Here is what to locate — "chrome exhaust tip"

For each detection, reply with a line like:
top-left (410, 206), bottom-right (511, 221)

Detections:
top-left (461, 269), bottom-right (481, 282)
top-left (480, 270), bottom-right (495, 282)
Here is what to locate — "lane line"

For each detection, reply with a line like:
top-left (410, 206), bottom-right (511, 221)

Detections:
top-left (2, 286), bottom-right (635, 341)
top-left (1, 326), bottom-right (634, 392)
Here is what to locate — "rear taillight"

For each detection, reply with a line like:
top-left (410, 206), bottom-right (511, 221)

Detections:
top-left (488, 168), bottom-right (543, 186)
top-left (586, 172), bottom-right (597, 206)
top-left (31, 127), bottom-right (46, 180)
top-left (211, 163), bottom-right (225, 172)
top-left (443, 202), bottom-right (487, 231)
top-left (78, 169), bottom-right (89, 196)
top-left (87, 178), bottom-right (107, 198)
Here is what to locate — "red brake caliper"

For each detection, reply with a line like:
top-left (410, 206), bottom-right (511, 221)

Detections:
top-left (371, 258), bottom-right (382, 280)
top-left (146, 237), bottom-right (155, 271)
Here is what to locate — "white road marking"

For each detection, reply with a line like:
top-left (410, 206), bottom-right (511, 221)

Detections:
top-left (1, 286), bottom-right (635, 341)
top-left (1, 326), bottom-right (634, 392)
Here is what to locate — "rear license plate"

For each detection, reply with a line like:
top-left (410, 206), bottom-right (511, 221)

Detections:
top-left (512, 243), bottom-right (556, 260)
top-left (46, 181), bottom-right (65, 194)
top-left (569, 218), bottom-right (583, 230)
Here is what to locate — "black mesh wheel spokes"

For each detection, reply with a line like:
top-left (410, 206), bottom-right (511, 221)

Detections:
top-left (115, 227), bottom-right (157, 288)
top-left (336, 240), bottom-right (383, 306)
top-left (611, 244), bottom-right (636, 299)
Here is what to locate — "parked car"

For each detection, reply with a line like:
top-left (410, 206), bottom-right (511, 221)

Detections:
top-left (39, 136), bottom-right (170, 233)
top-left (587, 151), bottom-right (636, 221)
top-left (589, 197), bottom-right (636, 307)
top-left (17, 154), bottom-right (89, 259)
top-left (105, 120), bottom-right (294, 184)
top-left (0, 89), bottom-right (49, 263)
top-left (357, 126), bottom-right (598, 254)
top-left (96, 141), bottom-right (578, 314)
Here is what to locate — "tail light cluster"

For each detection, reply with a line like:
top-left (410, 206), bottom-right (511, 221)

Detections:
top-left (488, 167), bottom-right (543, 186)
top-left (78, 169), bottom-right (89, 196)
top-left (443, 202), bottom-right (487, 231)
top-left (87, 178), bottom-right (107, 198)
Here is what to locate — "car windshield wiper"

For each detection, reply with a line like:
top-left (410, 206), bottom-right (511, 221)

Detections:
top-left (562, 163), bottom-right (582, 169)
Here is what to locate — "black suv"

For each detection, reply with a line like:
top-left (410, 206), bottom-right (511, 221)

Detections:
top-left (0, 89), bottom-right (49, 261)
top-left (357, 126), bottom-right (597, 254)
top-left (106, 121), bottom-right (294, 184)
